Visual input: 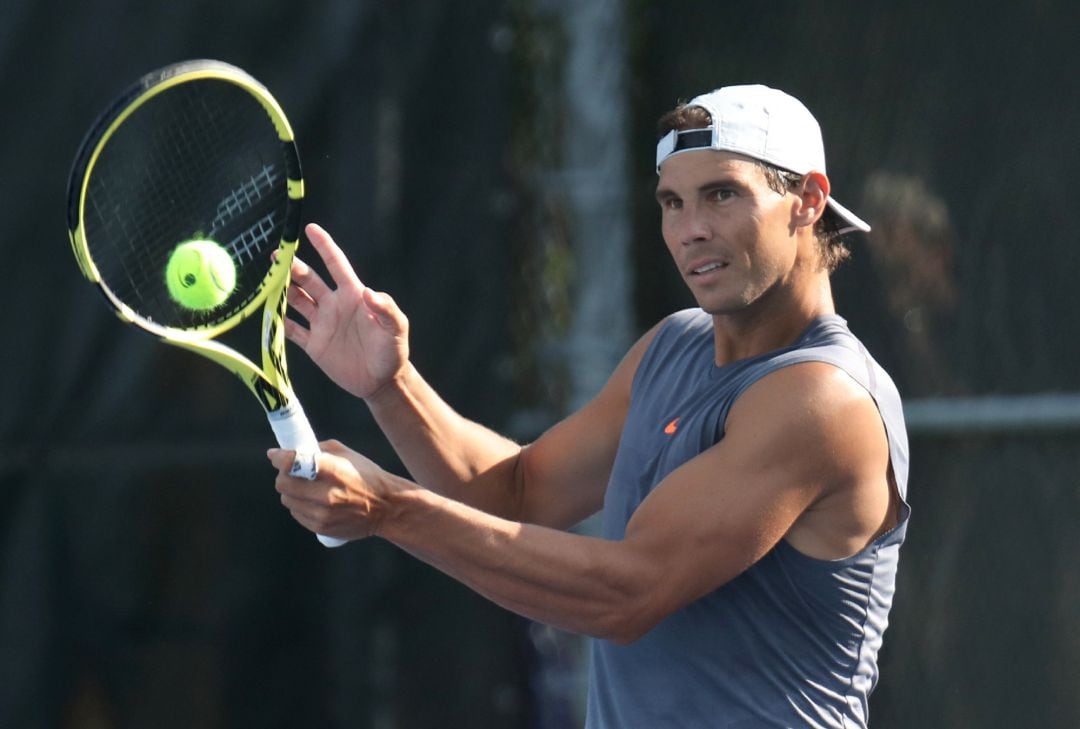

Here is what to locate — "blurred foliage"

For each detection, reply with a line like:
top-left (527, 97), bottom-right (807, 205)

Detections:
top-left (505, 0), bottom-right (576, 430)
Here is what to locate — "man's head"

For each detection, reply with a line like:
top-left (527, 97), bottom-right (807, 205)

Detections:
top-left (655, 85), bottom-right (867, 273)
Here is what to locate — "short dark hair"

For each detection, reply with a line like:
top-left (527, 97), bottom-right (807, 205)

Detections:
top-left (657, 103), bottom-right (849, 273)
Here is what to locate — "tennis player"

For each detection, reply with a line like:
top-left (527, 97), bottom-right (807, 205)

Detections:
top-left (269, 84), bottom-right (910, 728)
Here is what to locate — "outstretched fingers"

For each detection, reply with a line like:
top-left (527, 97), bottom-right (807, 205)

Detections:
top-left (286, 272), bottom-right (317, 319)
top-left (299, 223), bottom-right (405, 336)
top-left (289, 254), bottom-right (333, 303)
top-left (305, 223), bottom-right (364, 291)
top-left (281, 311), bottom-right (311, 350)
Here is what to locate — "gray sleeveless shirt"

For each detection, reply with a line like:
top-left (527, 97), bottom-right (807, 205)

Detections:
top-left (585, 309), bottom-right (910, 728)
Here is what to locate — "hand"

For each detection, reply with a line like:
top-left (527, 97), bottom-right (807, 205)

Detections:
top-left (285, 223), bottom-right (409, 399)
top-left (268, 440), bottom-right (395, 541)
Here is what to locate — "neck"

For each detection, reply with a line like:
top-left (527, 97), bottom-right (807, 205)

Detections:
top-left (711, 275), bottom-right (835, 366)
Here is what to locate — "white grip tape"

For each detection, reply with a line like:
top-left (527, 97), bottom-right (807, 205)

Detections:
top-left (268, 403), bottom-right (348, 549)
top-left (268, 402), bottom-right (319, 452)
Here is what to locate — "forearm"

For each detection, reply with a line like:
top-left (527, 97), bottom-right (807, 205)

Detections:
top-left (365, 362), bottom-right (525, 519)
top-left (379, 472), bottom-right (656, 642)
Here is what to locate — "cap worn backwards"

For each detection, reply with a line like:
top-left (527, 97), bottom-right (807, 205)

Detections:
top-left (655, 84), bottom-right (870, 234)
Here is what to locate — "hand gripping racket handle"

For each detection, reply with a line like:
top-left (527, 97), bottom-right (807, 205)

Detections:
top-left (268, 403), bottom-right (348, 548)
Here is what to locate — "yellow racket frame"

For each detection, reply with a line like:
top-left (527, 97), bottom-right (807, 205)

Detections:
top-left (66, 60), bottom-right (346, 547)
top-left (67, 60), bottom-right (305, 414)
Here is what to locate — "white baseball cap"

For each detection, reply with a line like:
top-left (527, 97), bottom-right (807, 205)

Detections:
top-left (655, 84), bottom-right (870, 234)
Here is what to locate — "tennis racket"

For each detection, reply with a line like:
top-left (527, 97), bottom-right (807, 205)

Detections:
top-left (66, 59), bottom-right (346, 548)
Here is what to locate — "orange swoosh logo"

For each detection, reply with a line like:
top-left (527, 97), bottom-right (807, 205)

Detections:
top-left (663, 417), bottom-right (680, 435)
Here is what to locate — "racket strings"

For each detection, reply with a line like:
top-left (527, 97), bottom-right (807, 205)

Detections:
top-left (83, 79), bottom-right (291, 330)
top-left (209, 164), bottom-right (279, 234)
top-left (231, 211), bottom-right (279, 266)
top-left (210, 164), bottom-right (283, 265)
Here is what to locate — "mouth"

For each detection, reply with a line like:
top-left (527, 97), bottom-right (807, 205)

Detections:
top-left (689, 260), bottom-right (728, 276)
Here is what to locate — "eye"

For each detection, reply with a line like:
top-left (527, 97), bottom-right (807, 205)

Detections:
top-left (659, 196), bottom-right (682, 211)
top-left (708, 187), bottom-right (736, 202)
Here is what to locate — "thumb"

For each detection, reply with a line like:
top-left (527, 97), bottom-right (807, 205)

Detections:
top-left (270, 444), bottom-right (308, 473)
top-left (266, 447), bottom-right (295, 472)
top-left (363, 287), bottom-right (407, 333)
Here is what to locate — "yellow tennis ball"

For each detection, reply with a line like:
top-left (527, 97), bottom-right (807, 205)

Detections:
top-left (165, 239), bottom-right (236, 310)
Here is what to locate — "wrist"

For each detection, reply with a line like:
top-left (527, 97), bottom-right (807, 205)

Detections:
top-left (375, 473), bottom-right (436, 543)
top-left (364, 362), bottom-right (416, 411)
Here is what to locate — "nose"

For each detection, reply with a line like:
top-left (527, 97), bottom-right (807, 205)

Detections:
top-left (669, 204), bottom-right (711, 247)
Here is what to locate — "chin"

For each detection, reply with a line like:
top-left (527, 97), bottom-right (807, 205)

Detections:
top-left (692, 293), bottom-right (751, 317)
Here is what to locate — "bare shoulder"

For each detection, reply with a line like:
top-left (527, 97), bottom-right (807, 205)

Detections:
top-left (726, 361), bottom-right (897, 560)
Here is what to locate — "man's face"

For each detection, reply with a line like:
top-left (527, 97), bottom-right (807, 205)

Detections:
top-left (655, 150), bottom-right (801, 316)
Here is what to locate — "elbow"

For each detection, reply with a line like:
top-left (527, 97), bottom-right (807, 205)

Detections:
top-left (583, 547), bottom-right (673, 645)
top-left (591, 596), bottom-right (664, 646)
top-left (603, 624), bottom-right (651, 647)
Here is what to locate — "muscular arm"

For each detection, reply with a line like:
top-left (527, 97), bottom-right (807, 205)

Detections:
top-left (362, 323), bottom-right (660, 528)
top-left (285, 222), bottom-right (657, 529)
top-left (275, 361), bottom-right (895, 643)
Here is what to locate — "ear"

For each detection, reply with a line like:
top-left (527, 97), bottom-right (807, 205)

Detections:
top-left (793, 171), bottom-right (830, 229)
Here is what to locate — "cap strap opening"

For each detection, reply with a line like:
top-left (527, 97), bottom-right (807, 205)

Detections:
top-left (656, 128), bottom-right (714, 171)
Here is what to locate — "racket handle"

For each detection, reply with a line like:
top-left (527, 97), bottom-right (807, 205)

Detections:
top-left (268, 403), bottom-right (349, 548)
